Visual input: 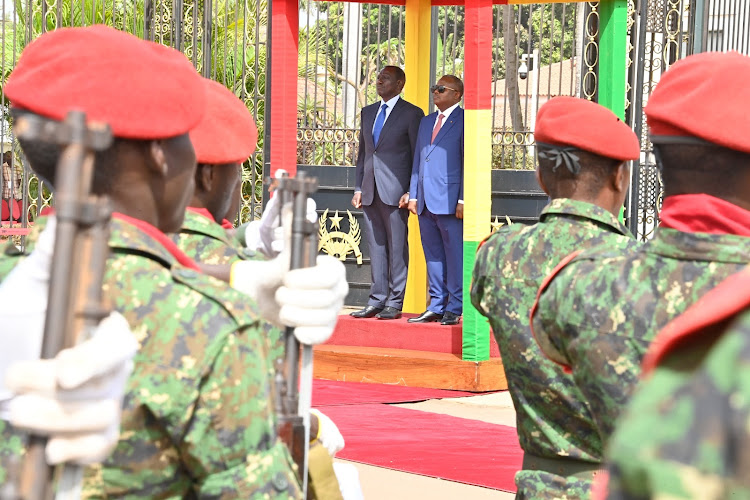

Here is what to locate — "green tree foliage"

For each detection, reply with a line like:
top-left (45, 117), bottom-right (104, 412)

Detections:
top-left (1, 0), bottom-right (269, 222)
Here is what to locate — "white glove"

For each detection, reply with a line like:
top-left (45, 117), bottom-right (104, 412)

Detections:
top-left (232, 200), bottom-right (348, 345)
top-left (332, 462), bottom-right (364, 500)
top-left (311, 408), bottom-right (345, 456)
top-left (276, 254), bottom-right (348, 345)
top-left (0, 216), bottom-right (57, 404)
top-left (5, 311), bottom-right (138, 465)
top-left (245, 185), bottom-right (319, 258)
top-left (231, 252), bottom-right (347, 345)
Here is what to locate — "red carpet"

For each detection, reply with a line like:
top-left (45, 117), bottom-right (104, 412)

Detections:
top-left (312, 379), bottom-right (487, 406)
top-left (329, 314), bottom-right (501, 357)
top-left (319, 403), bottom-right (521, 492)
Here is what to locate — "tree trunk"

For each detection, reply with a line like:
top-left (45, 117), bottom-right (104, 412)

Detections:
top-left (503, 5), bottom-right (525, 131)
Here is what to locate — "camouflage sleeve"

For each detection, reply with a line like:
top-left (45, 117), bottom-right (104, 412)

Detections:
top-left (531, 267), bottom-right (574, 367)
top-left (179, 321), bottom-right (301, 499)
top-left (0, 420), bottom-right (26, 486)
top-left (605, 313), bottom-right (750, 499)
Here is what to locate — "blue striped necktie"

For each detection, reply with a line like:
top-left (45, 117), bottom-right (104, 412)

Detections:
top-left (372, 102), bottom-right (388, 145)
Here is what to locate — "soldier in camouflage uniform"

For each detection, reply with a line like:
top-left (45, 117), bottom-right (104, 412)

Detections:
top-left (596, 52), bottom-right (750, 499)
top-left (471, 97), bottom-right (640, 499)
top-left (0, 26), bottom-right (345, 497)
top-left (531, 51), bottom-right (750, 456)
top-left (172, 77), bottom-right (260, 265)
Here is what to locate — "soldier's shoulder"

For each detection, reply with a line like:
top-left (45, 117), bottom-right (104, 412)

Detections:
top-left (565, 237), bottom-right (640, 270)
top-left (107, 251), bottom-right (266, 339)
top-left (643, 268), bottom-right (750, 372)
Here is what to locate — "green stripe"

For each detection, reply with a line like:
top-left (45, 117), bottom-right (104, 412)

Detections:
top-left (598, 0), bottom-right (629, 121)
top-left (462, 240), bottom-right (490, 361)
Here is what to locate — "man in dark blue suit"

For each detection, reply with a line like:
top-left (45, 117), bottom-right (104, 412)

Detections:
top-left (350, 66), bottom-right (424, 320)
top-left (407, 75), bottom-right (464, 326)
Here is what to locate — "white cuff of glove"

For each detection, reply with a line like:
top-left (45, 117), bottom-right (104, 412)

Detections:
top-left (311, 408), bottom-right (345, 456)
top-left (5, 311), bottom-right (138, 465)
top-left (332, 462), bottom-right (364, 500)
top-left (245, 196), bottom-right (318, 258)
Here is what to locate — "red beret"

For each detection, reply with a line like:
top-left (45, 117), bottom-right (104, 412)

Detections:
top-left (5, 25), bottom-right (204, 140)
top-left (646, 51), bottom-right (750, 154)
top-left (534, 96), bottom-right (640, 161)
top-left (190, 78), bottom-right (258, 164)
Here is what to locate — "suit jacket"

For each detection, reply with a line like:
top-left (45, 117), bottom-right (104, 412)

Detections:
top-left (409, 107), bottom-right (464, 215)
top-left (355, 98), bottom-right (424, 206)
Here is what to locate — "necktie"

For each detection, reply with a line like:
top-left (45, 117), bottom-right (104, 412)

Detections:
top-left (372, 103), bottom-right (388, 146)
top-left (431, 113), bottom-right (444, 144)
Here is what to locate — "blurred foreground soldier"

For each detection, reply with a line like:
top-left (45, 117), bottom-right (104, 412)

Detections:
top-left (0, 25), bottom-right (302, 497)
top-left (531, 51), bottom-right (750, 455)
top-left (596, 51), bottom-right (750, 499)
top-left (0, 217), bottom-right (137, 476)
top-left (172, 77), bottom-right (260, 264)
top-left (172, 78), bottom-right (353, 483)
top-left (471, 96), bottom-right (639, 499)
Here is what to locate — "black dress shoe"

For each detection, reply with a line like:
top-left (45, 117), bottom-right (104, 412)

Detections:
top-left (441, 311), bottom-right (461, 326)
top-left (350, 305), bottom-right (383, 318)
top-left (376, 306), bottom-right (402, 320)
top-left (407, 310), bottom-right (443, 323)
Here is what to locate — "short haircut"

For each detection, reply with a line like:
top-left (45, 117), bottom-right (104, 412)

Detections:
top-left (537, 145), bottom-right (623, 199)
top-left (442, 75), bottom-right (464, 97)
top-left (13, 109), bottom-right (134, 195)
top-left (655, 143), bottom-right (750, 198)
top-left (384, 66), bottom-right (406, 85)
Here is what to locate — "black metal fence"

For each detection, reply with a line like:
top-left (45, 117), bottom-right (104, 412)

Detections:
top-left (626, 0), bottom-right (750, 241)
top-left (2, 0), bottom-right (750, 243)
top-left (0, 0), bottom-right (268, 239)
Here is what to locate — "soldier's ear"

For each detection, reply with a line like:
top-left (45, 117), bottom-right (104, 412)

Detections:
top-left (535, 167), bottom-right (550, 196)
top-left (148, 141), bottom-right (169, 177)
top-left (196, 163), bottom-right (214, 192)
top-left (613, 161), bottom-right (630, 194)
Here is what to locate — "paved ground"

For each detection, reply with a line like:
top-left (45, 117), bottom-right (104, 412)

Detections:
top-left (333, 391), bottom-right (517, 499)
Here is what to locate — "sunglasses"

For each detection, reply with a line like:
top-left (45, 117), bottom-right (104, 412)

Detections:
top-left (430, 84), bottom-right (459, 94)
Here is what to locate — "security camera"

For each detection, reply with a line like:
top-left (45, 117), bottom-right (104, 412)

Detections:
top-left (518, 61), bottom-right (528, 80)
top-left (519, 54), bottom-right (529, 80)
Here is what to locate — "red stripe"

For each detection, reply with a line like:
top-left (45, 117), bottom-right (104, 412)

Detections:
top-left (186, 206), bottom-right (216, 223)
top-left (463, 0), bottom-right (493, 109)
top-left (270, 0), bottom-right (299, 177)
top-left (528, 250), bottom-right (583, 372)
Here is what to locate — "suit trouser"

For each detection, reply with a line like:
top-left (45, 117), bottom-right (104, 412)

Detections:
top-left (362, 185), bottom-right (409, 309)
top-left (417, 206), bottom-right (463, 315)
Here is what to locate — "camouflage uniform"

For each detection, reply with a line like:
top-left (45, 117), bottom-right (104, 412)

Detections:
top-left (471, 198), bottom-right (635, 499)
top-left (606, 268), bottom-right (750, 498)
top-left (0, 216), bottom-right (301, 499)
top-left (532, 227), bottom-right (750, 447)
top-left (171, 208), bottom-right (259, 265)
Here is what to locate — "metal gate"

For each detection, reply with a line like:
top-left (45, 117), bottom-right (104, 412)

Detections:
top-left (626, 0), bottom-right (750, 240)
top-left (0, 0), bottom-right (267, 242)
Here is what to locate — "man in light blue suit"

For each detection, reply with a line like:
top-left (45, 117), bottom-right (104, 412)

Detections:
top-left (408, 75), bottom-right (464, 326)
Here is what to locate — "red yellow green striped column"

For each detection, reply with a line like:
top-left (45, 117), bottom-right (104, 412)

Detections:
top-left (461, 0), bottom-right (493, 361)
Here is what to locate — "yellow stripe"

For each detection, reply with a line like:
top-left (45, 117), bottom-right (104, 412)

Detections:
top-left (463, 109), bottom-right (492, 242)
top-left (402, 0), bottom-right (431, 314)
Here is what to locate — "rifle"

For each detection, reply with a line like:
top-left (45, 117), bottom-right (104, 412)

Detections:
top-left (272, 172), bottom-right (318, 498)
top-left (10, 111), bottom-right (113, 500)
